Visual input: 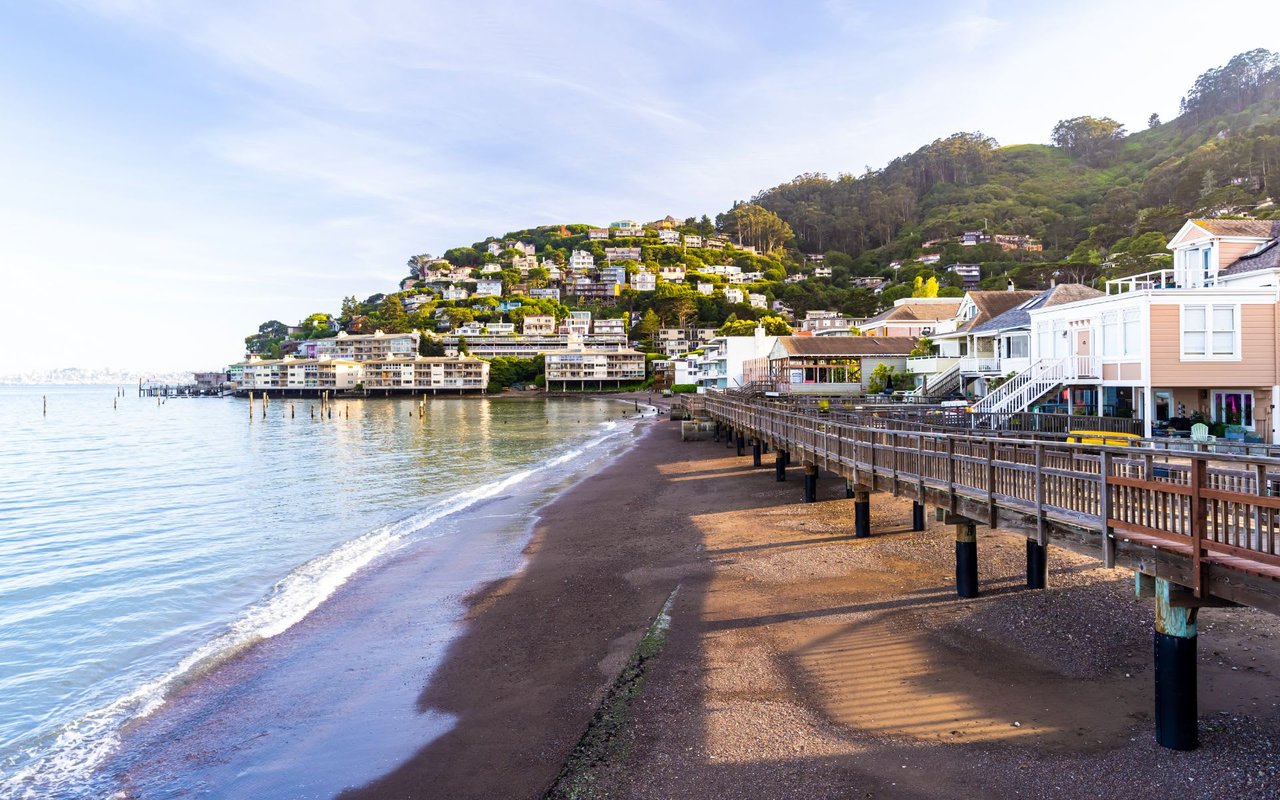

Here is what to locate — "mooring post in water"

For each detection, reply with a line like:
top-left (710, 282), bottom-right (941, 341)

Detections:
top-left (1026, 538), bottom-right (1047, 589)
top-left (1140, 574), bottom-right (1199, 751)
top-left (955, 521), bottom-right (978, 598)
top-left (912, 501), bottom-right (926, 532)
top-left (752, 439), bottom-right (762, 467)
top-left (775, 449), bottom-right (786, 481)
top-left (803, 463), bottom-right (818, 503)
top-left (43, 395), bottom-right (47, 416)
top-left (854, 490), bottom-right (871, 537)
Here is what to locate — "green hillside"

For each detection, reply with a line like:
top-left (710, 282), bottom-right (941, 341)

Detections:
top-left (750, 48), bottom-right (1280, 276)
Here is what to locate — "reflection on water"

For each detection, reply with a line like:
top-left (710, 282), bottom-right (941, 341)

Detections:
top-left (0, 386), bottom-right (639, 797)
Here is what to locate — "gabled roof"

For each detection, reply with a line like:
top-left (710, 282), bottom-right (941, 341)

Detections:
top-left (1189, 219), bottom-right (1280, 238)
top-left (969, 284), bottom-right (1104, 334)
top-left (772, 336), bottom-right (918, 358)
top-left (1222, 238), bottom-right (1280, 276)
top-left (861, 300), bottom-right (962, 327)
top-left (952, 290), bottom-right (1038, 333)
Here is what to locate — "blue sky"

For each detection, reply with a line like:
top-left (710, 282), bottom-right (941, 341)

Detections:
top-left (0, 0), bottom-right (1272, 372)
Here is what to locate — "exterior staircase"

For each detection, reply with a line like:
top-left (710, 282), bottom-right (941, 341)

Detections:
top-left (971, 356), bottom-right (1079, 417)
top-left (911, 360), bottom-right (962, 399)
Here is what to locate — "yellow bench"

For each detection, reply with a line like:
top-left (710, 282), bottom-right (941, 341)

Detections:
top-left (1066, 430), bottom-right (1140, 447)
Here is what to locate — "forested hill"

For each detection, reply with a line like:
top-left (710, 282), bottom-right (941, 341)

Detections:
top-left (747, 48), bottom-right (1280, 271)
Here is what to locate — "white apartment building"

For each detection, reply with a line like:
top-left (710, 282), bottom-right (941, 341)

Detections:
top-left (544, 346), bottom-right (646, 389)
top-left (657, 229), bottom-right (681, 244)
top-left (312, 330), bottom-right (420, 361)
top-left (570, 249), bottom-right (595, 271)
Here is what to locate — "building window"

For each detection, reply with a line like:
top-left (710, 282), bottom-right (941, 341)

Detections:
top-left (1006, 335), bottom-right (1029, 358)
top-left (1181, 304), bottom-right (1237, 358)
top-left (1213, 390), bottom-right (1254, 429)
top-left (1122, 308), bottom-right (1140, 356)
top-left (1101, 311), bottom-right (1119, 356)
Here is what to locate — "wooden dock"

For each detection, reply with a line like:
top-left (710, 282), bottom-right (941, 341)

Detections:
top-left (690, 393), bottom-right (1280, 750)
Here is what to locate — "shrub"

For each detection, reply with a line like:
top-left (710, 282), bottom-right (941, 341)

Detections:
top-left (670, 383), bottom-right (699, 394)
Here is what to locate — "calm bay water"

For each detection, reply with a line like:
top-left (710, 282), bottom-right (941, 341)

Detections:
top-left (0, 385), bottom-right (644, 798)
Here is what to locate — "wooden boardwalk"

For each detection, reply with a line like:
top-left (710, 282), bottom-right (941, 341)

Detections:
top-left (699, 395), bottom-right (1280, 615)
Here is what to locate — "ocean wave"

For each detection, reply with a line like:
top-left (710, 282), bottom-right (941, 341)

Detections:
top-left (1, 417), bottom-right (645, 799)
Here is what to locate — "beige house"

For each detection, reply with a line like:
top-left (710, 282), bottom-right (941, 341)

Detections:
top-left (859, 297), bottom-right (963, 338)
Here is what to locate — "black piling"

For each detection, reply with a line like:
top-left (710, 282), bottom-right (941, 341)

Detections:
top-left (802, 464), bottom-right (817, 503)
top-left (775, 450), bottom-right (786, 482)
top-left (1153, 577), bottom-right (1199, 750)
top-left (1026, 539), bottom-right (1048, 590)
top-left (955, 521), bottom-right (978, 598)
top-left (752, 440), bottom-right (762, 467)
top-left (911, 501), bottom-right (926, 532)
top-left (736, 433), bottom-right (745, 457)
top-left (854, 490), bottom-right (871, 538)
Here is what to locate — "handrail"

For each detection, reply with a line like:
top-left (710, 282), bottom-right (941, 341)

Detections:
top-left (700, 394), bottom-right (1280, 604)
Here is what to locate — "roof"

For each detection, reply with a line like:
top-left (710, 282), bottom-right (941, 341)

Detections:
top-left (1191, 219), bottom-right (1280, 238)
top-left (969, 284), bottom-right (1104, 334)
top-left (952, 290), bottom-right (1038, 333)
top-left (861, 300), bottom-right (963, 327)
top-left (1222, 237), bottom-right (1280, 276)
top-left (772, 336), bottom-right (919, 358)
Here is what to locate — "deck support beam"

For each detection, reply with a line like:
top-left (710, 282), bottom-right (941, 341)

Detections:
top-left (752, 440), bottom-right (762, 467)
top-left (854, 491), bottom-right (871, 538)
top-left (803, 463), bottom-right (818, 503)
top-left (1151, 576), bottom-right (1199, 751)
top-left (775, 450), bottom-right (787, 482)
top-left (1026, 539), bottom-right (1048, 590)
top-left (911, 501), bottom-right (926, 532)
top-left (725, 427), bottom-right (734, 449)
top-left (736, 432), bottom-right (745, 457)
top-left (955, 522), bottom-right (979, 598)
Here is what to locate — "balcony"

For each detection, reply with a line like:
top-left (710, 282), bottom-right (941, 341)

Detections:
top-left (1106, 267), bottom-right (1224, 295)
top-left (905, 355), bottom-right (959, 375)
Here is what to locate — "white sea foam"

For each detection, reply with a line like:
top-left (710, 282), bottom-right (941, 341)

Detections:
top-left (1, 416), bottom-right (644, 799)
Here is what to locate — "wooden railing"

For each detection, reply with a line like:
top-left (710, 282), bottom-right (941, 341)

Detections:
top-left (702, 395), bottom-right (1280, 607)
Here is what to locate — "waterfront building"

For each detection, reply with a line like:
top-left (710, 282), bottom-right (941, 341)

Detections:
top-left (750, 336), bottom-right (919, 395)
top-left (528, 287), bottom-right (561, 300)
top-left (592, 317), bottom-right (628, 339)
top-left (544, 346), bottom-right (646, 390)
top-left (362, 355), bottom-right (489, 393)
top-left (569, 249), bottom-right (595, 271)
top-left (657, 229), bottom-right (680, 244)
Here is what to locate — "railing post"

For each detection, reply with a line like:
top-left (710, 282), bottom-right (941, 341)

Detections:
top-left (1101, 450), bottom-right (1115, 568)
top-left (1190, 457), bottom-right (1207, 598)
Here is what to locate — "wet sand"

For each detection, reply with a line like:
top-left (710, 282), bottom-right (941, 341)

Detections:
top-left (343, 419), bottom-right (1278, 799)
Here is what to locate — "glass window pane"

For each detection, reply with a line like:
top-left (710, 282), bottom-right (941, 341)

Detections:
top-left (1184, 331), bottom-right (1206, 355)
top-left (1213, 306), bottom-right (1234, 332)
top-left (1185, 306), bottom-right (1206, 330)
top-left (1212, 331), bottom-right (1234, 355)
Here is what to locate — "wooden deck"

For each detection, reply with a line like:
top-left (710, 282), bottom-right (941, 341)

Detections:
top-left (700, 395), bottom-right (1280, 615)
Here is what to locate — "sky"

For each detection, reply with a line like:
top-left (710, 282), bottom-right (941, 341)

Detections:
top-left (0, 0), bottom-right (1273, 373)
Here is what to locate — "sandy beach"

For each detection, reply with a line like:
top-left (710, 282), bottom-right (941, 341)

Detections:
top-left (339, 414), bottom-right (1278, 799)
